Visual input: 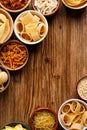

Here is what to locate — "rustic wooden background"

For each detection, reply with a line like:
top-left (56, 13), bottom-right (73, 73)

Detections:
top-left (0, 1), bottom-right (87, 130)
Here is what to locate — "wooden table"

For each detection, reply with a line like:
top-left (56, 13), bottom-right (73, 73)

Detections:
top-left (0, 2), bottom-right (87, 130)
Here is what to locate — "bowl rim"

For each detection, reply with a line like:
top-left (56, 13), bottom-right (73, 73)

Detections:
top-left (2, 121), bottom-right (31, 130)
top-left (29, 106), bottom-right (58, 130)
top-left (58, 98), bottom-right (87, 130)
top-left (0, 0), bottom-right (31, 13)
top-left (0, 8), bottom-right (13, 44)
top-left (0, 65), bottom-right (10, 93)
top-left (14, 10), bottom-right (48, 45)
top-left (31, 0), bottom-right (60, 16)
top-left (76, 76), bottom-right (87, 102)
top-left (0, 39), bottom-right (29, 71)
top-left (61, 0), bottom-right (87, 9)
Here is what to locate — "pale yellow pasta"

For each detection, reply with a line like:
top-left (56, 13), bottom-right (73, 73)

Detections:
top-left (73, 114), bottom-right (82, 123)
top-left (60, 113), bottom-right (81, 127)
top-left (60, 100), bottom-right (87, 129)
top-left (19, 12), bottom-right (34, 25)
top-left (0, 13), bottom-right (10, 44)
top-left (82, 111), bottom-right (87, 126)
top-left (70, 122), bottom-right (83, 130)
top-left (0, 23), bottom-right (5, 39)
top-left (20, 32), bottom-right (32, 41)
top-left (16, 21), bottom-right (24, 33)
top-left (64, 0), bottom-right (82, 6)
top-left (16, 12), bottom-right (46, 42)
top-left (61, 103), bottom-right (71, 114)
top-left (71, 101), bottom-right (84, 113)
top-left (37, 22), bottom-right (46, 37)
top-left (0, 19), bottom-right (10, 43)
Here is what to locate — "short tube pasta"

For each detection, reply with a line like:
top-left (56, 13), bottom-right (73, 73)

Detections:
top-left (59, 100), bottom-right (87, 129)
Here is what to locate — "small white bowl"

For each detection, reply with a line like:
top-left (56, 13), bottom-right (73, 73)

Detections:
top-left (14, 10), bottom-right (48, 45)
top-left (0, 0), bottom-right (31, 13)
top-left (62, 0), bottom-right (87, 10)
top-left (58, 98), bottom-right (87, 130)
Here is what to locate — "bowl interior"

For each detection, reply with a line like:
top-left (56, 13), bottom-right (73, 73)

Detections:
top-left (0, 0), bottom-right (31, 13)
top-left (0, 40), bottom-right (29, 71)
top-left (14, 10), bottom-right (48, 45)
top-left (31, 0), bottom-right (60, 16)
top-left (0, 65), bottom-right (10, 93)
top-left (2, 122), bottom-right (31, 130)
top-left (62, 0), bottom-right (87, 9)
top-left (58, 99), bottom-right (87, 130)
top-left (0, 8), bottom-right (13, 43)
top-left (30, 107), bottom-right (58, 130)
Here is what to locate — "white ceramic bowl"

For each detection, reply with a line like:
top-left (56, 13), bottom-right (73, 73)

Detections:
top-left (0, 0), bottom-right (31, 13)
top-left (58, 98), bottom-right (87, 130)
top-left (62, 0), bottom-right (87, 10)
top-left (14, 10), bottom-right (48, 45)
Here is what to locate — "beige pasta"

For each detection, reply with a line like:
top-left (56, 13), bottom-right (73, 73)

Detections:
top-left (82, 111), bottom-right (87, 126)
top-left (16, 12), bottom-right (46, 42)
top-left (70, 122), bottom-right (83, 130)
top-left (0, 13), bottom-right (10, 44)
top-left (61, 103), bottom-right (71, 114)
top-left (60, 100), bottom-right (87, 129)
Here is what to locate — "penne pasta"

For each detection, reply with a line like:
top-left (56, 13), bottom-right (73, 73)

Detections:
top-left (70, 122), bottom-right (83, 130)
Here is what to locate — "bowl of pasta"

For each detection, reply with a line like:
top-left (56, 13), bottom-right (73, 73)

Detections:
top-left (0, 0), bottom-right (31, 13)
top-left (61, 0), bottom-right (87, 9)
top-left (31, 0), bottom-right (60, 16)
top-left (2, 122), bottom-right (31, 130)
top-left (29, 107), bottom-right (58, 130)
top-left (0, 8), bottom-right (13, 44)
top-left (0, 40), bottom-right (29, 71)
top-left (14, 10), bottom-right (48, 45)
top-left (58, 99), bottom-right (87, 130)
top-left (0, 65), bottom-right (10, 93)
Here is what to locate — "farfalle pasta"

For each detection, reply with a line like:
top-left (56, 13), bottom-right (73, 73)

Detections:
top-left (16, 12), bottom-right (46, 42)
top-left (60, 100), bottom-right (87, 129)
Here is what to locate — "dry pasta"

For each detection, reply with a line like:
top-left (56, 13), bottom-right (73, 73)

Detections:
top-left (60, 100), bottom-right (87, 129)
top-left (16, 12), bottom-right (46, 42)
top-left (34, 0), bottom-right (58, 15)
top-left (0, 41), bottom-right (28, 69)
top-left (0, 13), bottom-right (10, 44)
top-left (32, 110), bottom-right (56, 130)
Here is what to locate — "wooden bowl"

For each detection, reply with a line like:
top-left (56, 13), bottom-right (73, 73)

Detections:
top-left (29, 107), bottom-right (58, 130)
top-left (0, 40), bottom-right (29, 71)
top-left (0, 8), bottom-right (13, 44)
top-left (76, 76), bottom-right (87, 102)
top-left (0, 0), bottom-right (31, 13)
top-left (2, 122), bottom-right (31, 130)
top-left (0, 65), bottom-right (10, 93)
top-left (31, 0), bottom-right (60, 16)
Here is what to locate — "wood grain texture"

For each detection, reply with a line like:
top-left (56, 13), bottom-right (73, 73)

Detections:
top-left (0, 3), bottom-right (87, 130)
